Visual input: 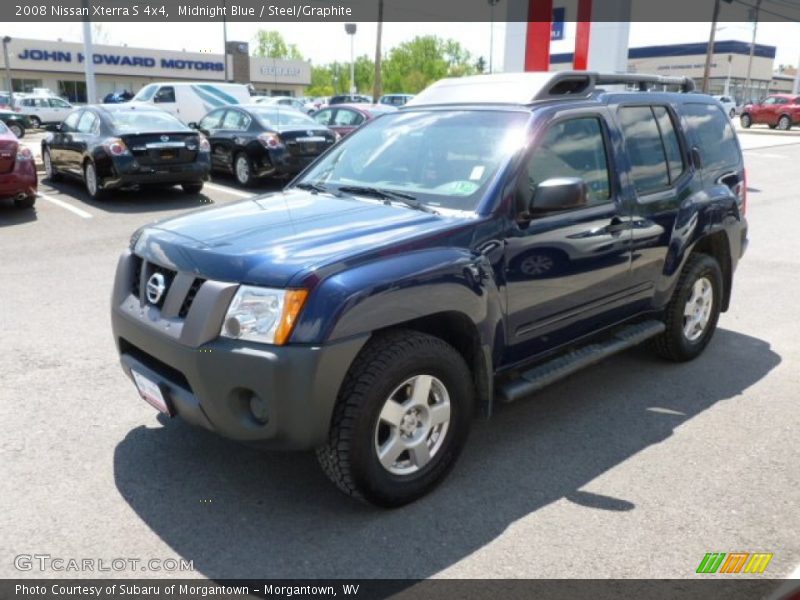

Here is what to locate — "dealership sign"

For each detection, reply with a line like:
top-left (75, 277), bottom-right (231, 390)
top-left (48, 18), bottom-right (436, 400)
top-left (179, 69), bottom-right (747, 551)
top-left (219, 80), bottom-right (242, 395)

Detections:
top-left (17, 48), bottom-right (225, 72)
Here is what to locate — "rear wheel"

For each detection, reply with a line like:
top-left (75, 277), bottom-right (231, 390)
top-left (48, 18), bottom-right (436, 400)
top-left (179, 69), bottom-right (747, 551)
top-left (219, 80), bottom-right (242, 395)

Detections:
top-left (181, 182), bottom-right (204, 194)
top-left (29, 116), bottom-right (41, 129)
top-left (13, 195), bottom-right (35, 209)
top-left (234, 152), bottom-right (254, 186)
top-left (317, 330), bottom-right (473, 507)
top-left (83, 161), bottom-right (105, 201)
top-left (740, 114), bottom-right (752, 128)
top-left (8, 123), bottom-right (24, 138)
top-left (778, 115), bottom-right (792, 131)
top-left (650, 253), bottom-right (723, 362)
top-left (729, 108), bottom-right (736, 119)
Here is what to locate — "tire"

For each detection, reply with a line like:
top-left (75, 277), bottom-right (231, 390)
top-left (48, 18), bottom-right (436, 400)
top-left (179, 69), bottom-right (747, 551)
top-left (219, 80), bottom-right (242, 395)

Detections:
top-left (729, 108), bottom-right (736, 119)
top-left (181, 182), bottom-right (204, 194)
top-left (43, 148), bottom-right (60, 182)
top-left (29, 116), bottom-right (41, 129)
top-left (317, 329), bottom-right (474, 507)
top-left (8, 123), bottom-right (24, 138)
top-left (13, 195), bottom-right (35, 209)
top-left (778, 115), bottom-right (791, 131)
top-left (650, 253), bottom-right (723, 362)
top-left (740, 114), bottom-right (751, 128)
top-left (233, 152), bottom-right (254, 186)
top-left (83, 160), bottom-right (105, 200)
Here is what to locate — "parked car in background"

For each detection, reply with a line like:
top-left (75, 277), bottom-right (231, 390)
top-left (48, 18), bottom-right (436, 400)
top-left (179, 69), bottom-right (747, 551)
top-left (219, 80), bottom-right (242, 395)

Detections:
top-left (0, 110), bottom-right (32, 138)
top-left (712, 95), bottom-right (737, 118)
top-left (0, 92), bottom-right (27, 110)
top-left (192, 104), bottom-right (336, 186)
top-left (42, 104), bottom-right (211, 200)
top-left (379, 93), bottom-right (415, 107)
top-left (0, 120), bottom-right (37, 209)
top-left (103, 91), bottom-right (134, 104)
top-left (311, 103), bottom-right (396, 138)
top-left (740, 94), bottom-right (800, 130)
top-left (130, 82), bottom-right (251, 125)
top-left (18, 95), bottom-right (72, 128)
top-left (303, 96), bottom-right (329, 114)
top-left (251, 96), bottom-right (306, 112)
top-left (329, 94), bottom-right (372, 105)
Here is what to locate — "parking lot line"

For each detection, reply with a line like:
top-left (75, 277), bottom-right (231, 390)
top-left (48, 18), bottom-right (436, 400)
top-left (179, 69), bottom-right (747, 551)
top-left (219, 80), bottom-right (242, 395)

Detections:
top-left (37, 192), bottom-right (93, 219)
top-left (203, 182), bottom-right (253, 198)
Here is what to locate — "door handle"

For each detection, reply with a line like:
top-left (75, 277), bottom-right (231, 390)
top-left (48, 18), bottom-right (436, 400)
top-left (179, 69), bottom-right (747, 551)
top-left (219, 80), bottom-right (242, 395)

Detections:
top-left (607, 218), bottom-right (630, 235)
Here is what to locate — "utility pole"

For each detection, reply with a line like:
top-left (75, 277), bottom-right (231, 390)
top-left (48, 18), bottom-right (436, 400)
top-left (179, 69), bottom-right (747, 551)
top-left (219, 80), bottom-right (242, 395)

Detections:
top-left (223, 0), bottom-right (229, 82)
top-left (345, 23), bottom-right (356, 94)
top-left (81, 0), bottom-right (96, 104)
top-left (793, 52), bottom-right (800, 94)
top-left (701, 0), bottom-right (721, 93)
top-left (744, 0), bottom-right (762, 103)
top-left (488, 0), bottom-right (500, 73)
top-left (373, 0), bottom-right (383, 101)
top-left (2, 37), bottom-right (13, 108)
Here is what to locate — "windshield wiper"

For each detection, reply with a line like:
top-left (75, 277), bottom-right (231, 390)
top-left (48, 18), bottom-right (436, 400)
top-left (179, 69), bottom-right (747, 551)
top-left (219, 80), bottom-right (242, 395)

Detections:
top-left (294, 181), bottom-right (341, 196)
top-left (337, 185), bottom-right (437, 214)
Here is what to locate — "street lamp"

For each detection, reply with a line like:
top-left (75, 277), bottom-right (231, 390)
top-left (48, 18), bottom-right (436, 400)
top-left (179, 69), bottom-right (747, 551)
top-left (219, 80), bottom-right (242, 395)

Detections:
top-left (345, 23), bottom-right (357, 95)
top-left (488, 0), bottom-right (500, 74)
top-left (2, 36), bottom-right (13, 108)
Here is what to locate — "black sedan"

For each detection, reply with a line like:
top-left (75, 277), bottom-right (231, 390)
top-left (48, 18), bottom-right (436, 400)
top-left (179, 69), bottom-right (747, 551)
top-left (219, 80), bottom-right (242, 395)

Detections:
top-left (42, 104), bottom-right (211, 200)
top-left (192, 104), bottom-right (337, 186)
top-left (0, 110), bottom-right (32, 138)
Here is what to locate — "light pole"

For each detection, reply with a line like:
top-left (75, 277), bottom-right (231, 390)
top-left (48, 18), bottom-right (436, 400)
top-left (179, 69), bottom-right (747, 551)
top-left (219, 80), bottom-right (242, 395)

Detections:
top-left (345, 23), bottom-right (357, 95)
top-left (223, 0), bottom-right (229, 82)
top-left (2, 36), bottom-right (13, 108)
top-left (488, 0), bottom-right (500, 74)
top-left (81, 0), bottom-right (97, 104)
top-left (743, 0), bottom-right (762, 104)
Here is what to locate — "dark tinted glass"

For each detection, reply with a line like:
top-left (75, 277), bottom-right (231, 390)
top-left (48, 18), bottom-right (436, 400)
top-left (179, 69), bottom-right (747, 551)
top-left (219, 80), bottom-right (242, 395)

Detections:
top-left (653, 106), bottom-right (684, 183)
top-left (682, 103), bottom-right (740, 171)
top-left (618, 106), bottom-right (670, 194)
top-left (524, 117), bottom-right (611, 206)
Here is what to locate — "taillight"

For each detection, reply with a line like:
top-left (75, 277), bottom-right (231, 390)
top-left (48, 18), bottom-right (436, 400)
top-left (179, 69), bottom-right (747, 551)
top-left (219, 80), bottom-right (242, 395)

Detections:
top-left (258, 132), bottom-right (282, 148)
top-left (198, 137), bottom-right (210, 152)
top-left (15, 147), bottom-right (33, 161)
top-left (103, 138), bottom-right (130, 156)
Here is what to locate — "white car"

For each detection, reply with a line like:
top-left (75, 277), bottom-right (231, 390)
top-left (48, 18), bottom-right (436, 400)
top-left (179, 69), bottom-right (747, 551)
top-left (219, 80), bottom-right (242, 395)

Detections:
top-left (17, 95), bottom-right (73, 128)
top-left (713, 95), bottom-right (737, 119)
top-left (252, 96), bottom-right (306, 112)
top-left (130, 82), bottom-right (252, 125)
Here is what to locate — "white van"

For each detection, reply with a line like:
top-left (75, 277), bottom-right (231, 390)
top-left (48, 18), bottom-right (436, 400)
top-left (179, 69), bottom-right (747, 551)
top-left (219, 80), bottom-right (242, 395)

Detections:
top-left (130, 82), bottom-right (251, 124)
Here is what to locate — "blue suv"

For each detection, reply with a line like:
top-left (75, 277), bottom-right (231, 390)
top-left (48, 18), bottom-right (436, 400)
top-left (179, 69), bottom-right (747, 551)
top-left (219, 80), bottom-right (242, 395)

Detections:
top-left (112, 71), bottom-right (748, 506)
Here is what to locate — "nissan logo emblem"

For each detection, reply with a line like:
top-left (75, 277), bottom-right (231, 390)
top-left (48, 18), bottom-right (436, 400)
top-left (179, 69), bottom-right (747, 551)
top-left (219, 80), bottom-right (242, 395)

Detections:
top-left (146, 272), bottom-right (166, 305)
top-left (160, 135), bottom-right (169, 142)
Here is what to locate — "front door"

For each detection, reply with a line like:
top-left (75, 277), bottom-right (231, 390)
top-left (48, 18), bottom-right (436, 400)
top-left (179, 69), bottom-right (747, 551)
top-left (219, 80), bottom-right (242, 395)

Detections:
top-left (503, 111), bottom-right (634, 365)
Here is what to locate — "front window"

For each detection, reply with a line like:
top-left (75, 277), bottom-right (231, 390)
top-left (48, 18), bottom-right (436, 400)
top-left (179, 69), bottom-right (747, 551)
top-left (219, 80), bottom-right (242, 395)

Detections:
top-left (108, 110), bottom-right (189, 134)
top-left (133, 84), bottom-right (158, 102)
top-left (296, 109), bottom-right (530, 213)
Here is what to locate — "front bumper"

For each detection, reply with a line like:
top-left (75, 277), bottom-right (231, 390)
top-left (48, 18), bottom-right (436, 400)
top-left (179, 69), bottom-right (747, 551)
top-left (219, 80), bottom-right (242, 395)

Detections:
top-left (111, 250), bottom-right (368, 450)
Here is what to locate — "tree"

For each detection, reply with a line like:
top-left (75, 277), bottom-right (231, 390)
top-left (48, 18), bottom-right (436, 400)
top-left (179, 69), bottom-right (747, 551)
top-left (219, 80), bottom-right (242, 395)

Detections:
top-left (382, 36), bottom-right (477, 93)
top-left (253, 30), bottom-right (303, 60)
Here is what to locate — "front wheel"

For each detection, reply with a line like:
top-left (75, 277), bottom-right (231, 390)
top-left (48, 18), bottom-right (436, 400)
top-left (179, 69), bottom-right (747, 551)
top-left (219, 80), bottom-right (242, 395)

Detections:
top-left (740, 114), bottom-right (752, 128)
top-left (234, 152), bottom-right (254, 186)
top-left (43, 148), bottom-right (60, 182)
top-left (317, 330), bottom-right (474, 507)
top-left (29, 116), bottom-right (41, 129)
top-left (8, 123), bottom-right (24, 138)
top-left (83, 161), bottom-right (105, 200)
top-left (778, 115), bottom-right (792, 131)
top-left (650, 253), bottom-right (723, 362)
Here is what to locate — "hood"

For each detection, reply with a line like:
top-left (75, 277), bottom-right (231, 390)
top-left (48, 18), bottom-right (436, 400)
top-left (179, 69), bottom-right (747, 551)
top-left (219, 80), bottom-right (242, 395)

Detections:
top-left (134, 189), bottom-right (471, 288)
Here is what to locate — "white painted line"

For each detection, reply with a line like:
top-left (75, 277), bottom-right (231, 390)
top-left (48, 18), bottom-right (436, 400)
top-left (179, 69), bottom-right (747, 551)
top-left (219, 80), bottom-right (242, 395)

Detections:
top-left (203, 182), bottom-right (253, 198)
top-left (37, 192), bottom-right (93, 219)
top-left (743, 152), bottom-right (788, 159)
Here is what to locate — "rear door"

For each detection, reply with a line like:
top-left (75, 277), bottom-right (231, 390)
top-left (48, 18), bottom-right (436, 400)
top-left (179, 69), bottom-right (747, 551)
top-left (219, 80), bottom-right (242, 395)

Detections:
top-left (50, 110), bottom-right (82, 170)
top-left (214, 109), bottom-right (251, 172)
top-left (331, 108), bottom-right (365, 137)
top-left (64, 110), bottom-right (99, 175)
top-left (503, 110), bottom-right (635, 364)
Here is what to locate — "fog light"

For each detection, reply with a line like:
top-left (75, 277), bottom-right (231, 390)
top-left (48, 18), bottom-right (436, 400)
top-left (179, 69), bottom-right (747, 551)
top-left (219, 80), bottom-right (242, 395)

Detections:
top-left (248, 393), bottom-right (269, 424)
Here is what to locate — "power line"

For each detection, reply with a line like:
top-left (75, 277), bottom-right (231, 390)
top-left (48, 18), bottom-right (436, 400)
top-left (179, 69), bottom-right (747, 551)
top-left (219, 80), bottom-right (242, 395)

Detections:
top-left (732, 0), bottom-right (799, 21)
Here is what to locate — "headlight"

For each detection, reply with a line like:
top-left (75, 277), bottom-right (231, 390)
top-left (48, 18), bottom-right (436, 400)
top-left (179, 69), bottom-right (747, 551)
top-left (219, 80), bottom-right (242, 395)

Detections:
top-left (220, 286), bottom-right (308, 345)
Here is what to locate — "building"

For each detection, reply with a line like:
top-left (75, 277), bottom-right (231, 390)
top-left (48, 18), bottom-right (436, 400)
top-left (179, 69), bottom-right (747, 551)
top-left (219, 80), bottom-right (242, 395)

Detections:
top-left (0, 38), bottom-right (311, 102)
top-left (551, 40), bottom-right (777, 104)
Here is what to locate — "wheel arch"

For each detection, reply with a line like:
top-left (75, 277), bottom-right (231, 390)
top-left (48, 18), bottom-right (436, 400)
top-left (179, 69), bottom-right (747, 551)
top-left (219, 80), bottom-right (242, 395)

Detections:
top-left (691, 230), bottom-right (733, 312)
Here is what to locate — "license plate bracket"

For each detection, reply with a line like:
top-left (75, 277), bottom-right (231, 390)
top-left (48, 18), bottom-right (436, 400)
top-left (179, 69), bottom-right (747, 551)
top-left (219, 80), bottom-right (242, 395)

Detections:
top-left (131, 369), bottom-right (173, 416)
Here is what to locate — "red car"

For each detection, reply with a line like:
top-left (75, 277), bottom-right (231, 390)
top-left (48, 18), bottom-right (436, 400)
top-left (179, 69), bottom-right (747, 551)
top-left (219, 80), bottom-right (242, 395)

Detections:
top-left (311, 103), bottom-right (396, 138)
top-left (740, 94), bottom-right (800, 130)
top-left (0, 121), bottom-right (37, 209)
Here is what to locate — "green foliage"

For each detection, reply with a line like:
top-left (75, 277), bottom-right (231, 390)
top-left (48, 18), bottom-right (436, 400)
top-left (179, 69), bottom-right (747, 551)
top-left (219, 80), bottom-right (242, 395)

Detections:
top-left (253, 30), bottom-right (304, 60)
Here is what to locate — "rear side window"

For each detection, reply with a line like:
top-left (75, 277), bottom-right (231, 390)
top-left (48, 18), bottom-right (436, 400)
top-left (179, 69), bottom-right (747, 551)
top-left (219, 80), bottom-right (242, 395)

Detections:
top-left (618, 106), bottom-right (670, 194)
top-left (682, 103), bottom-right (740, 171)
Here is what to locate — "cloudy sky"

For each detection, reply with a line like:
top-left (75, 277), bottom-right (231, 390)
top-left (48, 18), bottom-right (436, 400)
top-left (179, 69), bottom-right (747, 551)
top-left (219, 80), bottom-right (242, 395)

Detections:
top-left (7, 21), bottom-right (800, 69)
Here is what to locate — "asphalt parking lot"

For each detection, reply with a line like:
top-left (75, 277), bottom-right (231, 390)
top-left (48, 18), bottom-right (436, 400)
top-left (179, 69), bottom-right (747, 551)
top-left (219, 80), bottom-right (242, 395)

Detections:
top-left (0, 127), bottom-right (798, 582)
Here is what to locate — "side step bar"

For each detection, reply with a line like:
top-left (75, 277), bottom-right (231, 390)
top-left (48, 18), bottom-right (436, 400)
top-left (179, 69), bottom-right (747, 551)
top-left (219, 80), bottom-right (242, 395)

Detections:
top-left (498, 320), bottom-right (665, 403)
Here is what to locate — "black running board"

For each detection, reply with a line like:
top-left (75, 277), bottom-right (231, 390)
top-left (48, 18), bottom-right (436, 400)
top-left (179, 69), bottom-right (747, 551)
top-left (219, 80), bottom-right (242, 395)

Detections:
top-left (498, 320), bottom-right (665, 403)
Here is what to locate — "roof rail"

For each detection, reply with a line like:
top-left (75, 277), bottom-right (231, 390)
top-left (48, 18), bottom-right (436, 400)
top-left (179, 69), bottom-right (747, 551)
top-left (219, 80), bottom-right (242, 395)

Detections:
top-left (405, 71), bottom-right (696, 108)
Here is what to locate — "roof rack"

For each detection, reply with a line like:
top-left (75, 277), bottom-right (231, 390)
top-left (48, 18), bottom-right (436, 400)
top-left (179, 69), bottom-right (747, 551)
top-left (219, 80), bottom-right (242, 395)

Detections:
top-left (405, 71), bottom-right (696, 108)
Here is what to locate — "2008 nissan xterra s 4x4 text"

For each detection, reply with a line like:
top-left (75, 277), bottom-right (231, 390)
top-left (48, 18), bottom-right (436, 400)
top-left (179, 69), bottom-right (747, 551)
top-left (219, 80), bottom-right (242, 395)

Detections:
top-left (112, 72), bottom-right (748, 506)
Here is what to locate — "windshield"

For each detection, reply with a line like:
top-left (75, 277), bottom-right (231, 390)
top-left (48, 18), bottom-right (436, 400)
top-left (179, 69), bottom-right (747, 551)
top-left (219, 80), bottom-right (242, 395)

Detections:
top-left (109, 110), bottom-right (189, 133)
top-left (296, 109), bottom-right (530, 212)
top-left (133, 84), bottom-right (158, 102)
top-left (251, 108), bottom-right (318, 129)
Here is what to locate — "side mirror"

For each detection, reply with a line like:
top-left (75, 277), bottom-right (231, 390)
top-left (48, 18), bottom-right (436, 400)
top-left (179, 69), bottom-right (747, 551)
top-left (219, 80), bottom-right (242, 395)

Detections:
top-left (529, 177), bottom-right (588, 215)
top-left (44, 123), bottom-right (61, 132)
top-left (188, 122), bottom-right (198, 129)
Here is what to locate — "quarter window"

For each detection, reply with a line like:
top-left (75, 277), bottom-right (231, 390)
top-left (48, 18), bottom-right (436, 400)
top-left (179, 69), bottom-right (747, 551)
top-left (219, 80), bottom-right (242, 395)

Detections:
top-left (521, 116), bottom-right (611, 208)
top-left (619, 106), bottom-right (682, 195)
top-left (682, 103), bottom-right (740, 171)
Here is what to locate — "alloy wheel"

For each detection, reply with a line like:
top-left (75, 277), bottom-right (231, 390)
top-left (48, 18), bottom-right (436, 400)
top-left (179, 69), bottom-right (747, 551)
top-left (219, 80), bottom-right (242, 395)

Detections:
top-left (682, 277), bottom-right (714, 342)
